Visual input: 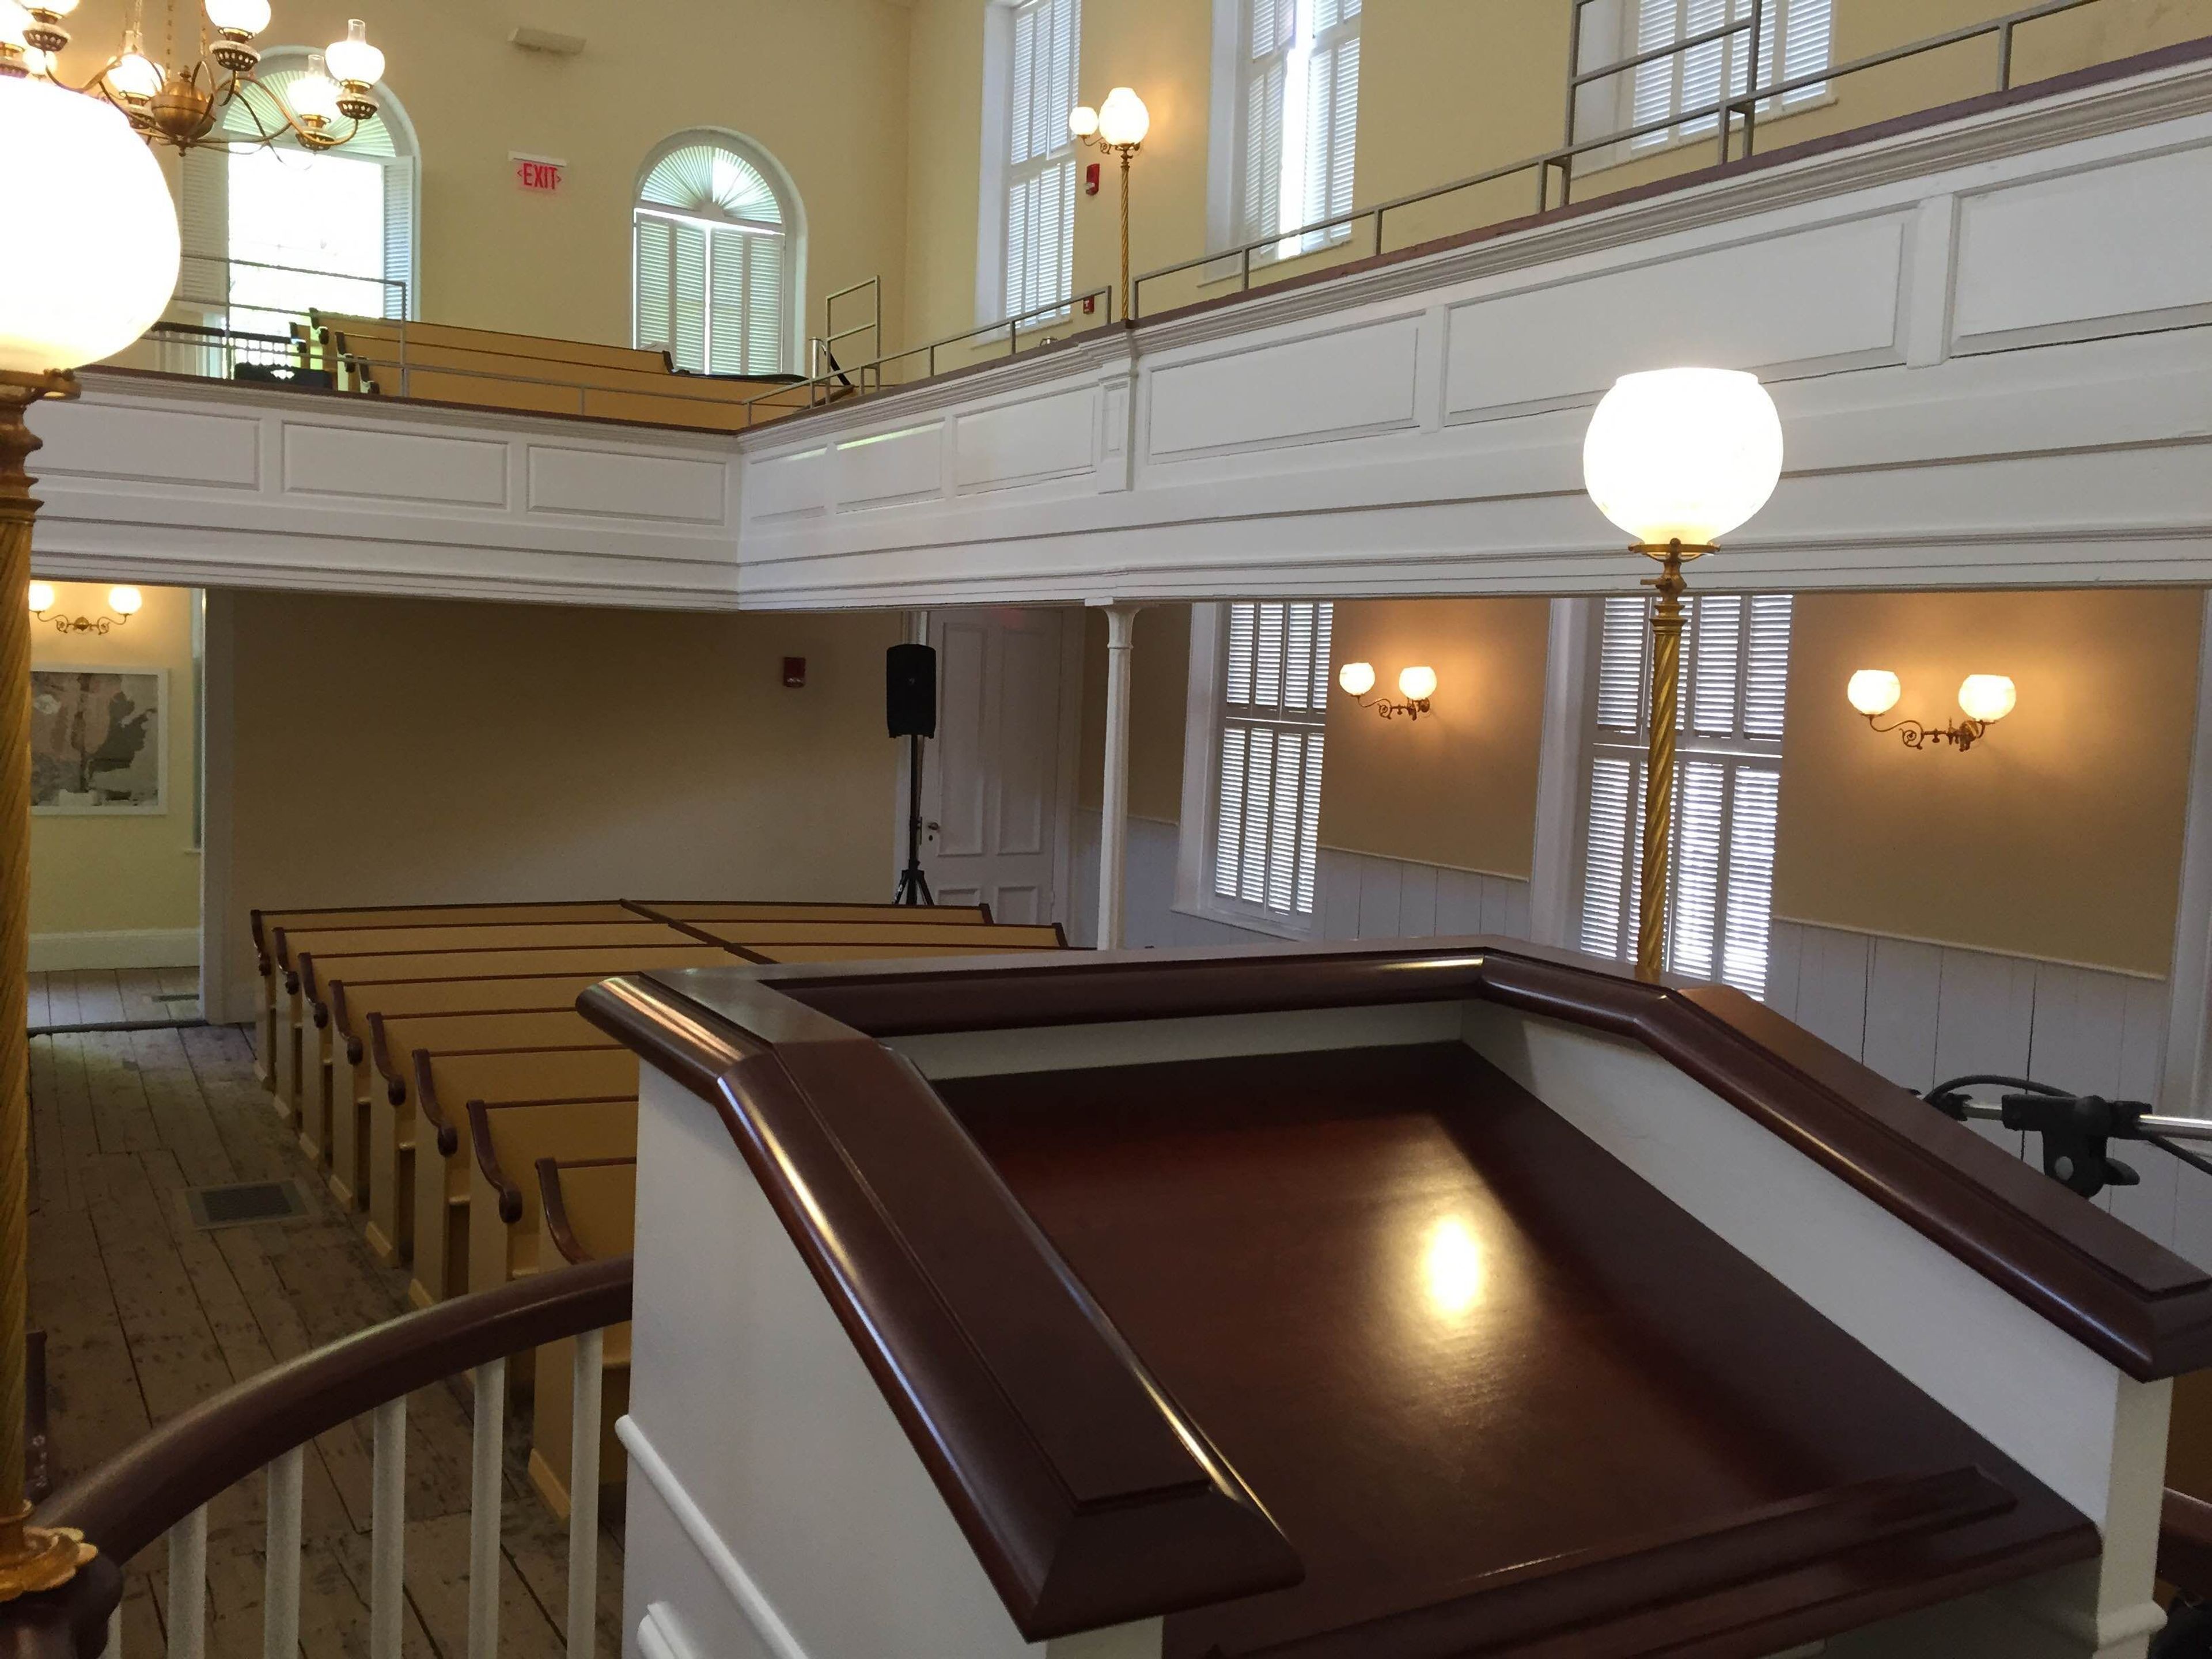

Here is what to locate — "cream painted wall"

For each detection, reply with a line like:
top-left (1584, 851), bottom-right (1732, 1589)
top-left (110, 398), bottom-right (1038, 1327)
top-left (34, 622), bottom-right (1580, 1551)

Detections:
top-left (1077, 603), bottom-right (1190, 819)
top-left (1317, 597), bottom-right (1548, 878)
top-left (56, 0), bottom-right (916, 354)
top-left (1774, 588), bottom-right (2200, 978)
top-left (901, 0), bottom-right (2203, 340)
top-left (29, 581), bottom-right (200, 941)
top-left (213, 590), bottom-right (902, 996)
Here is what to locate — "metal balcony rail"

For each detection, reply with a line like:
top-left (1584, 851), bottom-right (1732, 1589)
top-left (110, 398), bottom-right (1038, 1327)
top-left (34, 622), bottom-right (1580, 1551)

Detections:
top-left (169, 254), bottom-right (410, 331)
top-left (2, 1258), bottom-right (630, 1659)
top-left (1130, 0), bottom-right (2141, 316)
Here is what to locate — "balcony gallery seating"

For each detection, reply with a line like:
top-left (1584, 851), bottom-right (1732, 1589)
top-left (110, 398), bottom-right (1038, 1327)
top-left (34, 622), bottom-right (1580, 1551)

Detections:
top-left (584, 940), bottom-right (2212, 1659)
top-left (292, 311), bottom-right (812, 431)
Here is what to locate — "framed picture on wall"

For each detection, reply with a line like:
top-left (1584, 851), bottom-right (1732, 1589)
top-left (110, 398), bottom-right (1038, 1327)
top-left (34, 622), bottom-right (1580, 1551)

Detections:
top-left (31, 667), bottom-right (166, 815)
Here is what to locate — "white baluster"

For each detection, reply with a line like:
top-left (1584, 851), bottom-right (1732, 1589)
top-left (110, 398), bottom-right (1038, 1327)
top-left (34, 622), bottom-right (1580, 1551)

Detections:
top-left (468, 1358), bottom-right (506, 1659)
top-left (101, 1605), bottom-right (121, 1659)
top-left (166, 1506), bottom-right (207, 1659)
top-left (370, 1396), bottom-right (407, 1659)
top-left (567, 1328), bottom-right (604, 1658)
top-left (263, 1446), bottom-right (304, 1659)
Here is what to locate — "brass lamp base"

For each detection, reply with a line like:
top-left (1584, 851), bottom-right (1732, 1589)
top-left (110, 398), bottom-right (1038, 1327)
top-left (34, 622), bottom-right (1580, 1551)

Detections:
top-left (0, 1503), bottom-right (93, 1601)
top-left (1628, 538), bottom-right (1717, 983)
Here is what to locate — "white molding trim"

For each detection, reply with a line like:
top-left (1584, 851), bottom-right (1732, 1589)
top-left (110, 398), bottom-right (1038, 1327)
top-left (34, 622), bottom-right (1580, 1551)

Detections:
top-left (616, 1415), bottom-right (813, 1659)
top-left (1775, 914), bottom-right (2167, 983)
top-left (1528, 596), bottom-right (1593, 949)
top-left (30, 928), bottom-right (200, 974)
top-left (2165, 585), bottom-right (2212, 1119)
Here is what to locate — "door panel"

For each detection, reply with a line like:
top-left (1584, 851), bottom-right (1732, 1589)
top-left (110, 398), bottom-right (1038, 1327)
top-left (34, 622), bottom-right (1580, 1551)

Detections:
top-left (920, 609), bottom-right (1069, 926)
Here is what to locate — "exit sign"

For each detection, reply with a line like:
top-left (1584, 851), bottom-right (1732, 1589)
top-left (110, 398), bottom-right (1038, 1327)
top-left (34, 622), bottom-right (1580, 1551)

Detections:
top-left (512, 153), bottom-right (566, 193)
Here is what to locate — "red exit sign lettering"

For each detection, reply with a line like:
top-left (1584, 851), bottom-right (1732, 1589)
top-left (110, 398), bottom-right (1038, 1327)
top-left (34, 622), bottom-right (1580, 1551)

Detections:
top-left (512, 154), bottom-right (566, 194)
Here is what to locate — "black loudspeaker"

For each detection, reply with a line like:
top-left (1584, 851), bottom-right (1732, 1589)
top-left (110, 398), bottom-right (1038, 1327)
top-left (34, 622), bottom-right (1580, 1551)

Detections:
top-left (887, 643), bottom-right (937, 739)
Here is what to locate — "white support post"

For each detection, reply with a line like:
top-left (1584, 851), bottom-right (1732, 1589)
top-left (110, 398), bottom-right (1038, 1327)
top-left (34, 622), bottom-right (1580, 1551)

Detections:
top-left (2163, 587), bottom-right (2212, 1117)
top-left (369, 1396), bottom-right (407, 1659)
top-left (102, 1606), bottom-right (120, 1659)
top-left (166, 1507), bottom-right (207, 1659)
top-left (468, 1358), bottom-right (507, 1659)
top-left (1092, 601), bottom-right (1143, 950)
top-left (262, 1447), bottom-right (304, 1659)
top-left (567, 1328), bottom-right (605, 1659)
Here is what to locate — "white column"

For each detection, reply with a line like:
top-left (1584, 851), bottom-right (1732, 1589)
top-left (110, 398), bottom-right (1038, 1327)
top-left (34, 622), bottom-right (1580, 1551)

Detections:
top-left (2163, 588), bottom-right (2212, 1116)
top-left (1093, 602), bottom-right (1143, 950)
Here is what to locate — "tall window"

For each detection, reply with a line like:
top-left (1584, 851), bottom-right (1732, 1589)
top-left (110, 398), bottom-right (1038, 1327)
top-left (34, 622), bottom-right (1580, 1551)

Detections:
top-left (633, 135), bottom-right (797, 376)
top-left (1579, 593), bottom-right (1792, 996)
top-left (1237, 0), bottom-right (1360, 253)
top-left (1001, 0), bottom-right (1080, 322)
top-left (1210, 601), bottom-right (1334, 925)
top-left (1629, 0), bottom-right (1832, 148)
top-left (177, 56), bottom-right (416, 332)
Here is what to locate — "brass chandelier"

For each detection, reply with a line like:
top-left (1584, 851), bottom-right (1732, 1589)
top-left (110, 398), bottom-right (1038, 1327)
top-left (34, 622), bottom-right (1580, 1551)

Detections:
top-left (0, 0), bottom-right (388, 153)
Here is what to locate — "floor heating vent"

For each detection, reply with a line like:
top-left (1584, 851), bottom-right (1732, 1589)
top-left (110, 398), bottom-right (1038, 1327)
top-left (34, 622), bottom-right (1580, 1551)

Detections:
top-left (181, 1179), bottom-right (313, 1230)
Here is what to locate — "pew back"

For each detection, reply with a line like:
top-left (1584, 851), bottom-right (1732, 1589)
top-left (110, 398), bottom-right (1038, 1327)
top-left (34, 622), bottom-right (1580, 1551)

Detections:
top-left (539, 1160), bottom-right (637, 1267)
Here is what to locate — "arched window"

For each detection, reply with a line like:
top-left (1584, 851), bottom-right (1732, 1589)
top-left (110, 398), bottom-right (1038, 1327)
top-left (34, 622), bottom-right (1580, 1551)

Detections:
top-left (178, 52), bottom-right (419, 332)
top-left (632, 133), bottom-right (800, 376)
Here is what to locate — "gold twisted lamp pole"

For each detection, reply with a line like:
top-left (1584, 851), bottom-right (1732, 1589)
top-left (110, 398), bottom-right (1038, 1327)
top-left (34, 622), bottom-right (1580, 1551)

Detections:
top-left (0, 58), bottom-right (183, 1596)
top-left (1583, 370), bottom-right (1785, 984)
top-left (1070, 87), bottom-right (1149, 324)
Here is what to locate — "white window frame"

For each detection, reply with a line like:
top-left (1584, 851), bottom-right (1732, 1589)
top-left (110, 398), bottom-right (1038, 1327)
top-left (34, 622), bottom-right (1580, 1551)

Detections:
top-left (1577, 0), bottom-right (1833, 175)
top-left (1173, 600), bottom-right (1335, 940)
top-left (978, 0), bottom-right (1081, 329)
top-left (630, 130), bottom-right (805, 376)
top-left (1565, 590), bottom-right (1793, 997)
top-left (1210, 0), bottom-right (1361, 263)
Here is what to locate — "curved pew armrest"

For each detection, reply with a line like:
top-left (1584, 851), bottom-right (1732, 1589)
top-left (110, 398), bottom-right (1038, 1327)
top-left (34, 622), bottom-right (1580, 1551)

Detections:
top-left (2163, 1489), bottom-right (2212, 1599)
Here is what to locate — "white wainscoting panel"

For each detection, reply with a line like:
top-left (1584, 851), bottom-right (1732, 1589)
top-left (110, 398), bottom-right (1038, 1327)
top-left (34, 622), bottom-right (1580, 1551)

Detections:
top-left (1144, 314), bottom-right (1425, 461)
top-left (527, 444), bottom-right (727, 523)
top-left (1952, 142), bottom-right (2212, 353)
top-left (31, 402), bottom-right (262, 489)
top-left (834, 422), bottom-right (945, 512)
top-left (743, 445), bottom-right (828, 524)
top-left (282, 423), bottom-right (509, 507)
top-left (1444, 213), bottom-right (1908, 420)
top-left (953, 385), bottom-right (1098, 494)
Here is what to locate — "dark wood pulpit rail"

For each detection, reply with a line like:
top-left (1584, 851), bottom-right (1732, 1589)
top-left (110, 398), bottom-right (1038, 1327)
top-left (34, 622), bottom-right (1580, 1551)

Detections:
top-left (579, 940), bottom-right (2199, 1654)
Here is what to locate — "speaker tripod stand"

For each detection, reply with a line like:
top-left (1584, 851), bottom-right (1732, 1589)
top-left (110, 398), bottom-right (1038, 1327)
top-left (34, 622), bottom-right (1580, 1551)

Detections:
top-left (894, 732), bottom-right (934, 907)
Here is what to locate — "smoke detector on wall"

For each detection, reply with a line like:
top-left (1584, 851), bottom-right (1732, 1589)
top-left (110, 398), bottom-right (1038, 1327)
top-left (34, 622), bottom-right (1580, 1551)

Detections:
top-left (509, 26), bottom-right (585, 55)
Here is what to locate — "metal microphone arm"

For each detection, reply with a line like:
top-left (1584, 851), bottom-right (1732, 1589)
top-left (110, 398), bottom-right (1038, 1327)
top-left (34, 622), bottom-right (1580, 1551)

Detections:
top-left (1923, 1073), bottom-right (2212, 1197)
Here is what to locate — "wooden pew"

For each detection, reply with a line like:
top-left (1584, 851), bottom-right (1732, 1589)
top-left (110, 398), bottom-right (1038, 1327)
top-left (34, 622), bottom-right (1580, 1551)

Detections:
top-left (465, 1096), bottom-right (640, 1300)
top-left (749, 941), bottom-right (1068, 961)
top-left (332, 968), bottom-right (725, 1265)
top-left (287, 922), bottom-right (697, 1164)
top-left (308, 310), bottom-right (675, 374)
top-left (690, 921), bottom-right (1065, 949)
top-left (361, 1007), bottom-right (602, 1262)
top-left (638, 901), bottom-right (994, 925)
top-left (411, 1053), bottom-right (638, 1307)
top-left (253, 900), bottom-right (633, 1095)
top-left (530, 1158), bottom-right (635, 1520)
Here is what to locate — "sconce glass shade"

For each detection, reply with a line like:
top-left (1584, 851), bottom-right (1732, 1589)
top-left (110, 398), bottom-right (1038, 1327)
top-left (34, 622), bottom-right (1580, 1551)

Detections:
top-left (1338, 661), bottom-right (1376, 697)
top-left (325, 18), bottom-right (384, 85)
top-left (107, 585), bottom-right (143, 616)
top-left (25, 581), bottom-right (54, 615)
top-left (290, 51), bottom-right (342, 121)
top-left (1398, 665), bottom-right (1438, 703)
top-left (204, 0), bottom-right (271, 33)
top-left (0, 75), bottom-right (181, 374)
top-left (1097, 86), bottom-right (1150, 146)
top-left (1958, 674), bottom-right (2016, 724)
top-left (1847, 669), bottom-right (1902, 717)
top-left (1068, 104), bottom-right (1099, 139)
top-left (1581, 368), bottom-right (1785, 546)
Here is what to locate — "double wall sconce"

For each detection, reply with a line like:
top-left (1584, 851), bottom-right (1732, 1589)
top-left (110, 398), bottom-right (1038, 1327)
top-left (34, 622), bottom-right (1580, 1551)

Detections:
top-left (29, 582), bottom-right (141, 635)
top-left (1847, 669), bottom-right (2016, 752)
top-left (1339, 661), bottom-right (1438, 722)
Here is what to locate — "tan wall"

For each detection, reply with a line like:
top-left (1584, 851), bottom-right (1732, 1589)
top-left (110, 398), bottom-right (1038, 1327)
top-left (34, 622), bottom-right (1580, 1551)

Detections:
top-left (902, 0), bottom-right (2202, 340)
top-left (1317, 598), bottom-right (1548, 877)
top-left (30, 582), bottom-right (200, 940)
top-left (1774, 588), bottom-right (2200, 978)
top-left (59, 0), bottom-right (915, 354)
top-left (1077, 604), bottom-right (1191, 819)
top-left (214, 591), bottom-right (902, 994)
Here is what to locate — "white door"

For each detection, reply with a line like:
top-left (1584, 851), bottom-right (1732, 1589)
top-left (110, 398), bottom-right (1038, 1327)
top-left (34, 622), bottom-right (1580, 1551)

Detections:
top-left (916, 608), bottom-right (1074, 925)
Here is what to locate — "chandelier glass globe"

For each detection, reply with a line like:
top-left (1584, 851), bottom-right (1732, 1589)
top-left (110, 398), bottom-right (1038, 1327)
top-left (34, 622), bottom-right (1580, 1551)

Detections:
top-left (1582, 368), bottom-right (1784, 547)
top-left (0, 74), bottom-right (181, 374)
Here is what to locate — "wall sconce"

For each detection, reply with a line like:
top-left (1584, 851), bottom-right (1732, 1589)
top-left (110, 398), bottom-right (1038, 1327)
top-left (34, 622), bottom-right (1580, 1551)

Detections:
top-left (1339, 661), bottom-right (1437, 721)
top-left (28, 582), bottom-right (141, 635)
top-left (1848, 669), bottom-right (2016, 752)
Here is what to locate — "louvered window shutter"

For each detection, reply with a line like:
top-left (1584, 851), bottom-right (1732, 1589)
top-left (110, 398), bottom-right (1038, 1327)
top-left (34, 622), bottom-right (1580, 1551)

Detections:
top-left (671, 222), bottom-right (708, 372)
top-left (635, 218), bottom-right (673, 354)
top-left (1628, 0), bottom-right (1830, 149)
top-left (1578, 592), bottom-right (1792, 995)
top-left (1000, 0), bottom-right (1080, 321)
top-left (381, 156), bottom-right (415, 317)
top-left (177, 147), bottom-right (229, 316)
top-left (1212, 601), bottom-right (1333, 922)
top-left (707, 228), bottom-right (749, 376)
top-left (743, 233), bottom-right (783, 373)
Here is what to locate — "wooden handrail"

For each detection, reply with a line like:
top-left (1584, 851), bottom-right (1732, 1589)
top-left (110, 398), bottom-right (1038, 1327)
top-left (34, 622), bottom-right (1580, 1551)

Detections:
top-left (0, 1258), bottom-right (632, 1658)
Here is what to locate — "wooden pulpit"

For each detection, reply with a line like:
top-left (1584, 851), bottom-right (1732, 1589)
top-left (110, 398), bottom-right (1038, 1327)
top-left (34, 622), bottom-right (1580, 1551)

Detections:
top-left (584, 941), bottom-right (2211, 1659)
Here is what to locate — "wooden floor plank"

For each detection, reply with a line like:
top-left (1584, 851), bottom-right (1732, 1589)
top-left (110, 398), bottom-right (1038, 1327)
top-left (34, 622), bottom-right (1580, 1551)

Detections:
top-left (117, 967), bottom-right (169, 1025)
top-left (26, 970), bottom-right (51, 1032)
top-left (40, 970), bottom-right (78, 1029)
top-left (86, 1029), bottom-right (162, 1156)
top-left (67, 968), bottom-right (126, 1027)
